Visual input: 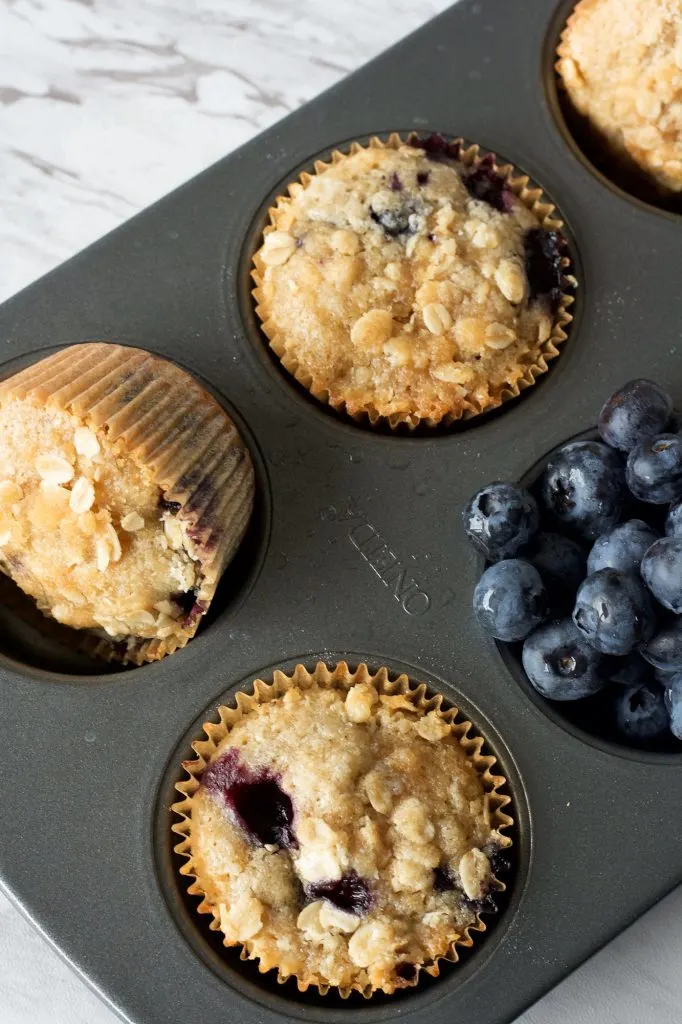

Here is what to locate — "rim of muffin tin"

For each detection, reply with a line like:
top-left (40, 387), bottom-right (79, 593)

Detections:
top-left (543, 0), bottom-right (682, 220)
top-left (0, 342), bottom-right (273, 682)
top-left (491, 426), bottom-right (682, 765)
top-left (153, 653), bottom-right (532, 1020)
top-left (233, 130), bottom-right (583, 439)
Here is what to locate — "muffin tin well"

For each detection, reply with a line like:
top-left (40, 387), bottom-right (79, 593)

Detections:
top-left (155, 657), bottom-right (528, 1016)
top-left (546, 0), bottom-right (682, 217)
top-left (0, 1), bottom-right (681, 1023)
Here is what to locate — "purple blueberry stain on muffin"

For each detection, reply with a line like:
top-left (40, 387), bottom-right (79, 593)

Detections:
top-left (202, 748), bottom-right (297, 850)
top-left (305, 870), bottom-right (374, 915)
top-left (524, 227), bottom-right (567, 311)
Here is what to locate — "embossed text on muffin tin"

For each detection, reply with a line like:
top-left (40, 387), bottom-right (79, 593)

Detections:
top-left (320, 502), bottom-right (431, 616)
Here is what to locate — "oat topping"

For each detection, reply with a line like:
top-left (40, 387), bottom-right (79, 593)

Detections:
top-left (0, 397), bottom-right (199, 643)
top-left (557, 0), bottom-right (682, 193)
top-left (189, 683), bottom-right (507, 994)
top-left (254, 139), bottom-right (567, 425)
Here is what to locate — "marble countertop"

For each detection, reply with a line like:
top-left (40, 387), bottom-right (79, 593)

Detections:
top-left (1, 1), bottom-right (681, 1022)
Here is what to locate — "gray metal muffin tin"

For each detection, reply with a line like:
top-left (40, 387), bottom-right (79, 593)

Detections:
top-left (1, 0), bottom-right (681, 1022)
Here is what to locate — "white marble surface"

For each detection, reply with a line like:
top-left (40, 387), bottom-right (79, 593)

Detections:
top-left (1, 1), bottom-right (681, 1022)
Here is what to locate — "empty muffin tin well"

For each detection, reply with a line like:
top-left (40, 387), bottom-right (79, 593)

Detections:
top-left (0, 1), bottom-right (681, 1023)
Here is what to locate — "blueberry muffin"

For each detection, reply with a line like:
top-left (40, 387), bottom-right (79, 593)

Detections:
top-left (0, 344), bottom-right (254, 664)
top-left (252, 134), bottom-right (572, 428)
top-left (173, 663), bottom-right (512, 995)
top-left (557, 0), bottom-right (682, 194)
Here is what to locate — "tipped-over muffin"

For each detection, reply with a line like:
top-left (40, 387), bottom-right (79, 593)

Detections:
top-left (0, 343), bottom-right (254, 664)
top-left (253, 134), bottom-right (571, 428)
top-left (557, 0), bottom-right (682, 194)
top-left (174, 666), bottom-right (511, 995)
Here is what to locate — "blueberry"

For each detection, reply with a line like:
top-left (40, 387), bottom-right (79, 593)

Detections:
top-left (598, 379), bottom-right (673, 452)
top-left (572, 569), bottom-right (656, 655)
top-left (665, 500), bottom-right (682, 537)
top-left (667, 676), bottom-right (682, 739)
top-left (463, 482), bottom-right (539, 560)
top-left (522, 618), bottom-right (605, 700)
top-left (306, 871), bottom-right (373, 915)
top-left (369, 194), bottom-right (422, 237)
top-left (640, 617), bottom-right (682, 671)
top-left (520, 531), bottom-right (587, 612)
top-left (641, 537), bottom-right (682, 613)
top-left (614, 682), bottom-right (670, 742)
top-left (462, 160), bottom-right (515, 213)
top-left (523, 228), bottom-right (567, 311)
top-left (410, 132), bottom-right (461, 162)
top-left (587, 519), bottom-right (659, 574)
top-left (605, 651), bottom-right (655, 687)
top-left (540, 441), bottom-right (626, 541)
top-left (202, 749), bottom-right (296, 850)
top-left (626, 434), bottom-right (682, 504)
top-left (473, 559), bottom-right (547, 641)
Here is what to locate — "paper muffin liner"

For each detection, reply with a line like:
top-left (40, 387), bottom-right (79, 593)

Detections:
top-left (0, 343), bottom-right (255, 665)
top-left (172, 661), bottom-right (514, 998)
top-left (252, 131), bottom-right (576, 430)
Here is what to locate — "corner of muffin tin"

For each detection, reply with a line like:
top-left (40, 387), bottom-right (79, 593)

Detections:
top-left (1, 1), bottom-right (682, 1022)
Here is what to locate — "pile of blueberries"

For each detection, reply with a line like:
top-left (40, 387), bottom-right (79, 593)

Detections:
top-left (463, 379), bottom-right (682, 749)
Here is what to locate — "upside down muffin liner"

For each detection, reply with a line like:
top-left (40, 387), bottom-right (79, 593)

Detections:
top-left (172, 661), bottom-right (514, 998)
top-left (0, 343), bottom-right (255, 665)
top-left (252, 132), bottom-right (576, 430)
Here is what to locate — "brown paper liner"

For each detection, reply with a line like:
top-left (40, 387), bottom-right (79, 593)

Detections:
top-left (172, 661), bottom-right (514, 998)
top-left (0, 343), bottom-right (255, 665)
top-left (252, 132), bottom-right (576, 430)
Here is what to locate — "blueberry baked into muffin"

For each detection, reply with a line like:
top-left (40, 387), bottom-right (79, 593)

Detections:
top-left (253, 133), bottom-right (573, 428)
top-left (173, 663), bottom-right (512, 996)
top-left (557, 0), bottom-right (682, 195)
top-left (0, 343), bottom-right (254, 664)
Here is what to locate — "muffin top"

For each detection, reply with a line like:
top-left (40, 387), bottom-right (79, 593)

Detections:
top-left (254, 138), bottom-right (567, 426)
top-left (557, 0), bottom-right (682, 193)
top-left (189, 682), bottom-right (507, 994)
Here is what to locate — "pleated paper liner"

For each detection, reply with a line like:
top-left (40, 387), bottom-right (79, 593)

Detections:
top-left (0, 343), bottom-right (255, 666)
top-left (172, 661), bottom-right (514, 999)
top-left (252, 131), bottom-right (576, 431)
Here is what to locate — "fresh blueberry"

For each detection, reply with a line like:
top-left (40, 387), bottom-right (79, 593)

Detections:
top-left (626, 434), bottom-right (682, 504)
top-left (667, 676), bottom-right (682, 740)
top-left (463, 482), bottom-right (539, 560)
top-left (587, 519), bottom-right (659, 574)
top-left (306, 871), bottom-right (373, 915)
top-left (665, 500), bottom-right (682, 538)
top-left (202, 749), bottom-right (296, 850)
top-left (473, 559), bottom-right (547, 641)
top-left (598, 379), bottom-right (673, 452)
top-left (604, 651), bottom-right (656, 687)
top-left (641, 537), bottom-right (682, 613)
top-left (523, 228), bottom-right (567, 311)
top-left (520, 531), bottom-right (587, 612)
top-left (640, 617), bottom-right (682, 672)
top-left (522, 618), bottom-right (605, 700)
top-left (614, 682), bottom-right (670, 743)
top-left (572, 569), bottom-right (656, 655)
top-left (540, 441), bottom-right (626, 541)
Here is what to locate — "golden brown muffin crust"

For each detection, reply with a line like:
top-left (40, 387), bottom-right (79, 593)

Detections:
top-left (557, 0), bottom-right (682, 193)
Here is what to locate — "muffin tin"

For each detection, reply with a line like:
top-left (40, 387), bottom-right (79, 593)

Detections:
top-left (1, 1), bottom-right (681, 1022)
